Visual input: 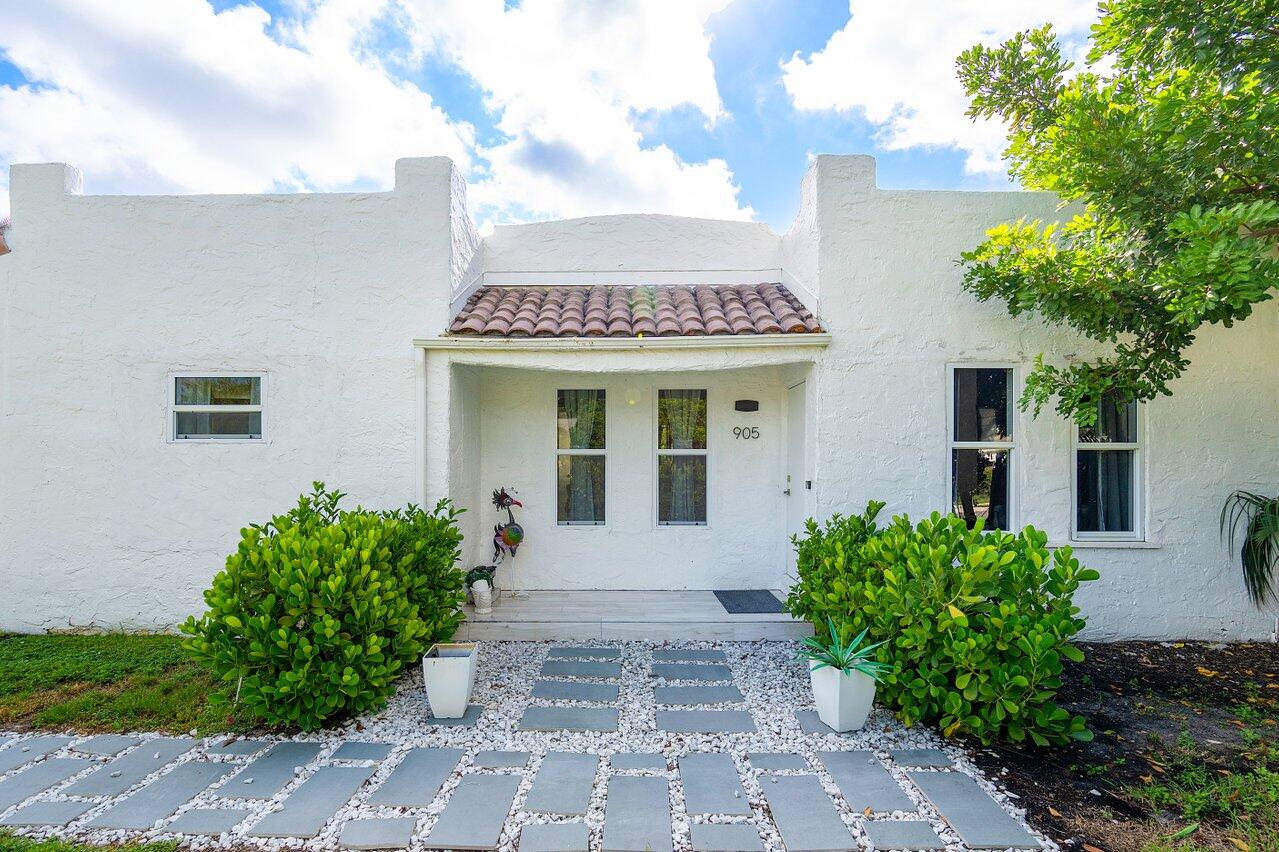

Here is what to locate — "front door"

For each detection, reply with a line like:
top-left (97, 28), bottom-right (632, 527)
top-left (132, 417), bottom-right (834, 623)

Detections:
top-left (786, 381), bottom-right (807, 574)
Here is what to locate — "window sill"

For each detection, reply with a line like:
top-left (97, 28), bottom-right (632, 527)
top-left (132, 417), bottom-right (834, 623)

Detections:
top-left (1052, 539), bottom-right (1161, 550)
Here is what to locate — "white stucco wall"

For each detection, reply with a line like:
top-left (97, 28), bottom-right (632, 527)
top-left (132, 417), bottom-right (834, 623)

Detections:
top-left (0, 158), bottom-right (468, 632)
top-left (3, 152), bottom-right (1275, 638)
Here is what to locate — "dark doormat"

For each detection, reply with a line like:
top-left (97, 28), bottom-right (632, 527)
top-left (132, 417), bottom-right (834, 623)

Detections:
top-left (713, 589), bottom-right (785, 614)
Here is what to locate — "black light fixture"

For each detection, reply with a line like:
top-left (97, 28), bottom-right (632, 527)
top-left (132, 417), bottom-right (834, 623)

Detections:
top-left (734, 399), bottom-right (760, 412)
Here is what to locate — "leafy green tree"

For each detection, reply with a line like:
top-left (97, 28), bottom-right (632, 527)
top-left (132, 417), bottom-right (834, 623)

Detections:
top-left (956, 0), bottom-right (1278, 425)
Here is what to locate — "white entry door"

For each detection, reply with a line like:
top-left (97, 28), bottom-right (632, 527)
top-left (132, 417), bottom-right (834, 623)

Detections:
top-left (786, 381), bottom-right (807, 573)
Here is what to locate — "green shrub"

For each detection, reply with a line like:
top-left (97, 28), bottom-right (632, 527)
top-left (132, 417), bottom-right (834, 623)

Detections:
top-left (181, 484), bottom-right (466, 730)
top-left (786, 505), bottom-right (1097, 746)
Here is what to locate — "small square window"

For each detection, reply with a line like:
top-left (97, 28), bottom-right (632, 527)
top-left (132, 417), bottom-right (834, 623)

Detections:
top-left (171, 374), bottom-right (264, 440)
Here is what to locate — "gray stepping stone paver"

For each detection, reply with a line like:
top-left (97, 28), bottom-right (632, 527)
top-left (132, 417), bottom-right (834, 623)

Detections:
top-left (0, 799), bottom-right (95, 827)
top-left (748, 752), bottom-right (808, 771)
top-left (654, 685), bottom-right (743, 705)
top-left (760, 774), bottom-right (855, 852)
top-left (891, 748), bottom-right (952, 768)
top-left (526, 752), bottom-right (597, 814)
top-left (520, 822), bottom-right (590, 852)
top-left (656, 710), bottom-right (756, 733)
top-left (653, 649), bottom-right (726, 662)
top-left (0, 735), bottom-right (73, 774)
top-left (909, 772), bottom-right (1041, 849)
top-left (331, 742), bottom-right (393, 762)
top-left (690, 823), bottom-right (764, 851)
top-left (166, 807), bottom-right (250, 835)
top-left (472, 750), bottom-right (529, 768)
top-left (678, 753), bottom-right (750, 815)
top-left (422, 773), bottom-right (519, 850)
top-left (249, 765), bottom-right (374, 838)
top-left (367, 747), bottom-right (462, 807)
top-left (340, 817), bottom-right (417, 849)
top-left (87, 761), bottom-right (234, 830)
top-left (602, 775), bottom-right (672, 852)
top-left (205, 738), bottom-right (269, 756)
top-left (819, 751), bottom-right (917, 813)
top-left (221, 741), bottom-right (323, 800)
top-left (795, 710), bottom-right (847, 735)
top-left (611, 753), bottom-right (666, 771)
top-left (541, 659), bottom-right (622, 678)
top-left (72, 735), bottom-right (140, 757)
top-left (864, 820), bottom-right (947, 850)
top-left (427, 704), bottom-right (483, 726)
top-left (519, 706), bottom-right (619, 732)
top-left (66, 737), bottom-right (196, 797)
top-left (548, 646), bottom-right (621, 659)
top-left (651, 662), bottom-right (732, 681)
top-left (532, 680), bottom-right (620, 703)
top-left (0, 758), bottom-right (94, 811)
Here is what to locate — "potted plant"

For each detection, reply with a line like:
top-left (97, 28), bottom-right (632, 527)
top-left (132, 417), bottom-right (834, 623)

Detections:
top-left (797, 618), bottom-right (888, 732)
top-left (422, 642), bottom-right (477, 719)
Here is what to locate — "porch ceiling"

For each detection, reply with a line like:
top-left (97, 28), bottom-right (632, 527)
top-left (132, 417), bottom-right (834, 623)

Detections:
top-left (448, 284), bottom-right (821, 338)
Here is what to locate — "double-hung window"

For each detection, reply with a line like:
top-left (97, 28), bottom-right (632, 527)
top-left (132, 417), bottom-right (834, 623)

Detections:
top-left (556, 389), bottom-right (606, 525)
top-left (657, 389), bottom-right (708, 525)
top-left (1074, 395), bottom-right (1142, 539)
top-left (171, 375), bottom-right (264, 440)
top-left (949, 366), bottom-right (1014, 531)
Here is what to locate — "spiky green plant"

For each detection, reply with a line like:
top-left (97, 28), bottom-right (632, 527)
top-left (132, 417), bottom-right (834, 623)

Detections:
top-left (1220, 491), bottom-right (1279, 607)
top-left (796, 617), bottom-right (889, 680)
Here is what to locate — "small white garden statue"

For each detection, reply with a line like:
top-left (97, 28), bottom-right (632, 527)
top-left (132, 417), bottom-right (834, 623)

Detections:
top-left (471, 578), bottom-right (493, 615)
top-left (798, 618), bottom-right (888, 732)
top-left (422, 642), bottom-right (477, 719)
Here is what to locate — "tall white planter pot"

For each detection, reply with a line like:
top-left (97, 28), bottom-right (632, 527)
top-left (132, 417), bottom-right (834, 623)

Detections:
top-left (809, 662), bottom-right (876, 732)
top-left (422, 642), bottom-right (477, 719)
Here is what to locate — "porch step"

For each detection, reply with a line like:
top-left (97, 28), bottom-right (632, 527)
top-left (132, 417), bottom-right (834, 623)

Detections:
top-left (458, 590), bottom-right (810, 642)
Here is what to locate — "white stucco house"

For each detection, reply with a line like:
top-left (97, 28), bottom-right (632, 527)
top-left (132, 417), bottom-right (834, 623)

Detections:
top-left (1, 154), bottom-right (1275, 640)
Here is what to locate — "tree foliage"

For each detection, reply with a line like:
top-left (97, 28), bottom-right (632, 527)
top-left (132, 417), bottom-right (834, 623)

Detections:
top-left (956, 0), bottom-right (1279, 424)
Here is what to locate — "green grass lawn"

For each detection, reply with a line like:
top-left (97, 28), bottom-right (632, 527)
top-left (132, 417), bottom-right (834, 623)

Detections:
top-left (0, 834), bottom-right (177, 852)
top-left (0, 633), bottom-right (245, 734)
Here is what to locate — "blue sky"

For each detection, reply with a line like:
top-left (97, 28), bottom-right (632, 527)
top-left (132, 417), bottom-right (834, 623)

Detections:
top-left (0, 0), bottom-right (1098, 230)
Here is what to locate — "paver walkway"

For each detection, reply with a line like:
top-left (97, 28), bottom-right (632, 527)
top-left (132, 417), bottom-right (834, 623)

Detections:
top-left (0, 642), bottom-right (1045, 850)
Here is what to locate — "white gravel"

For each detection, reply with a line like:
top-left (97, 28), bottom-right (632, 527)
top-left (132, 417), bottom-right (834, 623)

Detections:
top-left (0, 640), bottom-right (1054, 851)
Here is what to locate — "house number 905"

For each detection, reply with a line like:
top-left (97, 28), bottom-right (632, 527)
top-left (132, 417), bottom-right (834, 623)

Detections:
top-left (732, 426), bottom-right (760, 440)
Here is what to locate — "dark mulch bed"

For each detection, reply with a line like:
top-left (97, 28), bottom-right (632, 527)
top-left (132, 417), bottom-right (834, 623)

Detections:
top-left (965, 641), bottom-right (1279, 851)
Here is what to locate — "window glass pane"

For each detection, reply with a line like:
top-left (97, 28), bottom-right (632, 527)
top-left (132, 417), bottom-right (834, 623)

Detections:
top-left (1079, 395), bottom-right (1137, 444)
top-left (951, 448), bottom-right (1010, 531)
top-left (1077, 450), bottom-right (1134, 532)
top-left (953, 368), bottom-right (1010, 442)
top-left (658, 455), bottom-right (707, 524)
top-left (175, 411), bottom-right (262, 439)
top-left (176, 376), bottom-right (260, 405)
top-left (557, 455), bottom-right (606, 524)
top-left (557, 390), bottom-right (606, 449)
top-left (658, 389), bottom-right (707, 449)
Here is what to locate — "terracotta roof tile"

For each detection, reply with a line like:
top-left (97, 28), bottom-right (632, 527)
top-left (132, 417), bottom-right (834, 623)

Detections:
top-left (449, 284), bottom-right (821, 338)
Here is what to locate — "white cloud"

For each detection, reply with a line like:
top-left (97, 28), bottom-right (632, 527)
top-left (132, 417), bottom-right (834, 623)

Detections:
top-left (400, 0), bottom-right (751, 224)
top-left (0, 0), bottom-right (751, 226)
top-left (781, 1), bottom-right (1099, 174)
top-left (0, 0), bottom-right (473, 218)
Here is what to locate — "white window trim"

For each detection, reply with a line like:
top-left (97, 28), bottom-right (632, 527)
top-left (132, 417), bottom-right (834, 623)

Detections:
top-left (945, 363), bottom-right (1019, 531)
top-left (654, 386), bottom-right (710, 528)
top-left (1070, 401), bottom-right (1144, 542)
top-left (167, 371), bottom-right (267, 443)
top-left (555, 388), bottom-right (607, 527)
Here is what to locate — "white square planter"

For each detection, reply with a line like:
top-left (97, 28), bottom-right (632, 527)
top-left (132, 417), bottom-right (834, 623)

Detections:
top-left (422, 642), bottom-right (477, 719)
top-left (809, 662), bottom-right (876, 732)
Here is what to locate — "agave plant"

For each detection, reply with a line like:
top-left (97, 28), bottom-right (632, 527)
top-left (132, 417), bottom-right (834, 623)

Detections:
top-left (796, 617), bottom-right (889, 680)
top-left (1220, 491), bottom-right (1279, 607)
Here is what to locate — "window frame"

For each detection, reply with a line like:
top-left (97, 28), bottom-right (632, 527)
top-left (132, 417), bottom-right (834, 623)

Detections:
top-left (945, 363), bottom-right (1019, 531)
top-left (554, 388), bottom-right (608, 527)
top-left (1071, 399), bottom-right (1144, 542)
top-left (654, 386), bottom-right (710, 528)
top-left (167, 371), bottom-right (267, 443)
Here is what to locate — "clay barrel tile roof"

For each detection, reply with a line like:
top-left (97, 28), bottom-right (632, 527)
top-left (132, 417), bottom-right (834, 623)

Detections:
top-left (449, 283), bottom-right (821, 339)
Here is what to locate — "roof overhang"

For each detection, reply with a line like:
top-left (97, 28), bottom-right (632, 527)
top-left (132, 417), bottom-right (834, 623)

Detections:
top-left (414, 333), bottom-right (832, 352)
